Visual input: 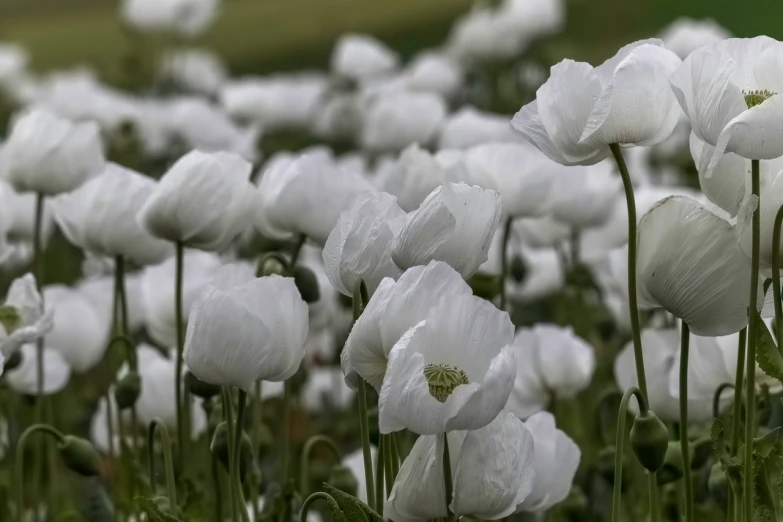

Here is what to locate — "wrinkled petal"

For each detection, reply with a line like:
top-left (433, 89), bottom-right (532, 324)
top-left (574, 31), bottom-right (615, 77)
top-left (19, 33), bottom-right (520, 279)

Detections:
top-left (689, 132), bottom-right (747, 216)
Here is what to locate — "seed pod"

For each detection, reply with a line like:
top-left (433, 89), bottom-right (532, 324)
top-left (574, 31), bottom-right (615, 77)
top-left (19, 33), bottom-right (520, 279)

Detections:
top-left (58, 435), bottom-right (102, 476)
top-left (629, 410), bottom-right (669, 472)
top-left (293, 265), bottom-right (320, 303)
top-left (185, 371), bottom-right (220, 400)
top-left (327, 464), bottom-right (358, 497)
top-left (114, 372), bottom-right (141, 410)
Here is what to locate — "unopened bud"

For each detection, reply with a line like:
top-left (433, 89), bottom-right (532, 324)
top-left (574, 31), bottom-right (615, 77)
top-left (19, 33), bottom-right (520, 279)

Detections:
top-left (210, 422), bottom-right (253, 481)
top-left (509, 255), bottom-right (527, 283)
top-left (4, 350), bottom-right (22, 372)
top-left (114, 372), bottom-right (141, 410)
top-left (327, 465), bottom-right (358, 497)
top-left (293, 266), bottom-right (320, 303)
top-left (58, 435), bottom-right (102, 476)
top-left (629, 410), bottom-right (669, 472)
top-left (258, 257), bottom-right (286, 277)
top-left (0, 305), bottom-right (21, 334)
top-left (185, 371), bottom-right (220, 400)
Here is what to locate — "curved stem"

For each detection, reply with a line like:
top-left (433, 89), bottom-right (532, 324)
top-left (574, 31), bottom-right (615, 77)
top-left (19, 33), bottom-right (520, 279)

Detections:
top-left (680, 323), bottom-right (693, 522)
top-left (442, 433), bottom-right (453, 521)
top-left (773, 205), bottom-right (783, 348)
top-left (15, 424), bottom-right (64, 522)
top-left (233, 390), bottom-right (250, 522)
top-left (499, 217), bottom-right (514, 311)
top-left (611, 387), bottom-right (647, 522)
top-left (745, 159), bottom-right (762, 522)
top-left (300, 492), bottom-right (338, 522)
top-left (713, 383), bottom-right (735, 420)
top-left (147, 419), bottom-right (177, 513)
top-left (299, 435), bottom-right (342, 494)
top-left (222, 388), bottom-right (239, 522)
top-left (730, 328), bottom-right (747, 455)
top-left (174, 242), bottom-right (186, 460)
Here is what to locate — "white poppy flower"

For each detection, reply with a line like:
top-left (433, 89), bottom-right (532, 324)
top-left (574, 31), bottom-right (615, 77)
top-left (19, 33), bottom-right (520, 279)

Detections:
top-left (385, 412), bottom-right (534, 522)
top-left (6, 343), bottom-right (71, 395)
top-left (140, 250), bottom-right (222, 347)
top-left (89, 394), bottom-right (129, 455)
top-left (342, 260), bottom-right (471, 390)
top-left (456, 143), bottom-right (555, 219)
top-left (506, 248), bottom-right (566, 303)
top-left (331, 34), bottom-right (399, 81)
top-left (120, 0), bottom-right (219, 37)
top-left (43, 285), bottom-right (111, 373)
top-left (138, 149), bottom-right (255, 252)
top-left (549, 161), bottom-right (622, 229)
top-left (323, 191), bottom-right (406, 296)
top-left (512, 40), bottom-right (682, 165)
top-left (77, 272), bottom-right (145, 332)
top-left (516, 411), bottom-right (580, 512)
top-left (403, 52), bottom-right (463, 99)
top-left (660, 17), bottom-right (732, 59)
top-left (376, 144), bottom-right (449, 212)
top-left (515, 215), bottom-right (571, 249)
top-left (391, 182), bottom-right (502, 278)
top-left (689, 133), bottom-right (747, 217)
top-left (343, 446), bottom-right (378, 504)
top-left (378, 293), bottom-right (516, 434)
top-left (302, 367), bottom-right (355, 411)
top-left (219, 74), bottom-right (328, 131)
top-left (0, 273), bottom-right (53, 357)
top-left (445, 7), bottom-right (523, 63)
top-left (7, 189), bottom-right (55, 245)
top-left (615, 328), bottom-right (713, 422)
top-left (498, 0), bottom-right (565, 41)
top-left (0, 44), bottom-right (27, 87)
top-left (159, 48), bottom-right (227, 96)
top-left (312, 92), bottom-right (365, 141)
top-left (51, 163), bottom-right (173, 266)
top-left (184, 264), bottom-right (309, 391)
top-left (255, 151), bottom-right (375, 245)
top-left (135, 344), bottom-right (207, 435)
top-left (670, 37), bottom-right (783, 173)
top-left (360, 91), bottom-right (447, 153)
top-left (506, 325), bottom-right (595, 419)
top-left (3, 108), bottom-right (105, 195)
top-left (637, 196), bottom-right (757, 336)
top-left (438, 107), bottom-right (523, 150)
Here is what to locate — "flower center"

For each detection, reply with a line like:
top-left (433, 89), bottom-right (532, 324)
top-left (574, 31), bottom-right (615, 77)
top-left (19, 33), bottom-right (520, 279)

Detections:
top-left (744, 89), bottom-right (776, 109)
top-left (423, 363), bottom-right (469, 403)
top-left (0, 305), bottom-right (21, 335)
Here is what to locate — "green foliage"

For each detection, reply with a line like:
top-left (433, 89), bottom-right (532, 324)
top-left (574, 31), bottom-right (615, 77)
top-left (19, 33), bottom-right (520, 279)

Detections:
top-left (322, 483), bottom-right (383, 522)
top-left (135, 496), bottom-right (183, 522)
top-left (754, 313), bottom-right (783, 383)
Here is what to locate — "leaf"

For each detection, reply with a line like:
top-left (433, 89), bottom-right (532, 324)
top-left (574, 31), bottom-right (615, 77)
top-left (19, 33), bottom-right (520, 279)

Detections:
top-left (135, 497), bottom-right (184, 522)
top-left (711, 417), bottom-right (729, 465)
top-left (322, 484), bottom-right (383, 522)
top-left (754, 428), bottom-right (781, 459)
top-left (753, 458), bottom-right (779, 522)
top-left (754, 313), bottom-right (783, 382)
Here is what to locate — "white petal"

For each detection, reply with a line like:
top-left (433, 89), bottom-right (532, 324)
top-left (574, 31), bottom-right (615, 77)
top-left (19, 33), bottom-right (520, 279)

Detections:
top-left (511, 101), bottom-right (587, 166)
top-left (711, 95), bottom-right (783, 171)
top-left (384, 434), bottom-right (447, 522)
top-left (689, 132), bottom-right (747, 216)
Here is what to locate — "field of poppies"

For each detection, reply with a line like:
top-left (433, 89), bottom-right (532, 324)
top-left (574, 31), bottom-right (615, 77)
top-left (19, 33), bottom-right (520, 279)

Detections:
top-left (0, 0), bottom-right (780, 521)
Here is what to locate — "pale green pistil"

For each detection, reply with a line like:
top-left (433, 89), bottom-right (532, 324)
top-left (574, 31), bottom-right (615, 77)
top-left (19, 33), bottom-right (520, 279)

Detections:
top-left (423, 363), bottom-right (469, 403)
top-left (744, 89), bottom-right (776, 109)
top-left (0, 305), bottom-right (21, 334)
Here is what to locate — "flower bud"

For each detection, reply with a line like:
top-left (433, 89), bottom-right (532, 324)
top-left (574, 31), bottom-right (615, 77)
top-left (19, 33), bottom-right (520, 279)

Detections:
top-left (293, 265), bottom-right (320, 303)
top-left (629, 410), bottom-right (669, 472)
top-left (257, 256), bottom-right (287, 277)
top-left (3, 350), bottom-right (23, 372)
top-left (708, 463), bottom-right (729, 510)
top-left (114, 372), bottom-right (141, 410)
top-left (58, 435), bottom-right (102, 476)
top-left (509, 255), bottom-right (527, 283)
top-left (185, 370), bottom-right (220, 399)
top-left (327, 464), bottom-right (358, 497)
top-left (210, 422), bottom-right (253, 481)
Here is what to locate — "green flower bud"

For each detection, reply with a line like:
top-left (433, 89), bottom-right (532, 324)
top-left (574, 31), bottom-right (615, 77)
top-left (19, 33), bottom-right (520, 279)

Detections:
top-left (113, 372), bottom-right (141, 410)
top-left (293, 266), bottom-right (320, 303)
top-left (656, 442), bottom-right (684, 486)
top-left (509, 255), bottom-right (527, 283)
top-left (58, 436), bottom-right (102, 476)
top-left (629, 410), bottom-right (669, 472)
top-left (327, 464), bottom-right (358, 497)
top-left (708, 463), bottom-right (729, 510)
top-left (210, 422), bottom-right (253, 481)
top-left (185, 371), bottom-right (220, 400)
top-left (257, 255), bottom-right (287, 277)
top-left (0, 305), bottom-right (21, 334)
top-left (3, 350), bottom-right (23, 372)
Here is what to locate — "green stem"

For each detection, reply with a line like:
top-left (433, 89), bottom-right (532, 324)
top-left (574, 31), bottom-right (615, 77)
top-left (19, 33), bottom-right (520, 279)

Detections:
top-left (300, 492), bottom-right (338, 522)
top-left (299, 435), bottom-right (342, 494)
top-left (611, 387), bottom-right (648, 522)
top-left (390, 433), bottom-right (400, 483)
top-left (174, 242), bottom-right (186, 460)
top-left (499, 216), bottom-right (513, 311)
top-left (713, 383), bottom-right (735, 420)
top-left (383, 435), bottom-right (394, 498)
top-left (222, 388), bottom-right (239, 522)
top-left (290, 234), bottom-right (306, 268)
top-left (282, 380), bottom-right (291, 487)
top-left (234, 390), bottom-right (251, 522)
top-left (745, 159), bottom-right (762, 522)
top-left (773, 204), bottom-right (783, 348)
top-left (106, 394), bottom-right (116, 458)
top-left (680, 323), bottom-right (693, 522)
top-left (15, 424), bottom-right (65, 522)
top-left (32, 192), bottom-right (46, 510)
top-left (442, 433), bottom-right (453, 521)
top-left (730, 328), bottom-right (747, 454)
top-left (352, 281), bottom-right (375, 511)
top-left (375, 434), bottom-right (385, 515)
top-left (147, 419), bottom-right (178, 513)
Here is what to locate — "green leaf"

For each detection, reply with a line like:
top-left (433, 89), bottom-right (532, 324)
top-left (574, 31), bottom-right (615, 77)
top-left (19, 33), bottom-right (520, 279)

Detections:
top-left (753, 458), bottom-right (779, 522)
top-left (135, 497), bottom-right (183, 522)
top-left (322, 484), bottom-right (383, 522)
top-left (754, 313), bottom-right (783, 382)
top-left (755, 428), bottom-right (781, 459)
top-left (711, 417), bottom-right (729, 465)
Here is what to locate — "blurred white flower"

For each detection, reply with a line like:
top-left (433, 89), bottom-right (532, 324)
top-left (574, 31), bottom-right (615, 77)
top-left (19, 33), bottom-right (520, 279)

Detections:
top-left (740, 167), bottom-right (783, 274)
top-left (78, 272), bottom-right (145, 332)
top-left (385, 412), bottom-right (534, 521)
top-left (0, 43), bottom-right (28, 87)
top-left (439, 107), bottom-right (522, 150)
top-left (43, 285), bottom-right (111, 373)
top-left (184, 264), bottom-right (308, 390)
top-left (331, 34), bottom-right (399, 82)
top-left (6, 343), bottom-right (71, 395)
top-left (7, 189), bottom-right (55, 245)
top-left (446, 8), bottom-right (521, 63)
top-left (159, 49), bottom-right (227, 96)
top-left (513, 40), bottom-right (682, 165)
top-left (51, 163), bottom-right (173, 266)
top-left (515, 215), bottom-right (570, 249)
top-left (121, 0), bottom-right (220, 37)
top-left (0, 274), bottom-right (53, 357)
top-left (343, 446), bottom-right (378, 504)
top-left (376, 145), bottom-right (448, 212)
top-left (89, 394), bottom-right (125, 455)
top-left (516, 411), bottom-right (580, 513)
top-left (506, 325), bottom-right (596, 418)
top-left (342, 261), bottom-right (471, 390)
top-left (403, 52), bottom-right (463, 99)
top-left (638, 196), bottom-right (756, 336)
top-left (302, 367), bottom-right (355, 411)
top-left (360, 91), bottom-right (446, 152)
top-left (255, 151), bottom-right (374, 244)
top-left (499, 0), bottom-right (565, 42)
top-left (138, 149), bottom-right (255, 251)
top-left (506, 248), bottom-right (566, 302)
top-left (312, 92), bottom-right (364, 141)
top-left (3, 108), bottom-right (105, 195)
top-left (689, 133), bottom-right (749, 218)
top-left (392, 182), bottom-right (501, 278)
top-left (659, 17), bottom-right (732, 59)
top-left (549, 161), bottom-right (622, 229)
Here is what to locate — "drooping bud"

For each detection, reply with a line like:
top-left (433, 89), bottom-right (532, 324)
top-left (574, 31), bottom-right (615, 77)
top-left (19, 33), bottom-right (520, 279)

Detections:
top-left (3, 350), bottom-right (23, 372)
top-left (0, 305), bottom-right (21, 334)
top-left (58, 435), bottom-right (102, 476)
top-left (327, 464), bottom-right (358, 497)
top-left (509, 255), bottom-right (527, 283)
top-left (114, 372), bottom-right (141, 410)
top-left (293, 265), bottom-right (320, 303)
top-left (185, 370), bottom-right (220, 400)
top-left (629, 410), bottom-right (669, 472)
